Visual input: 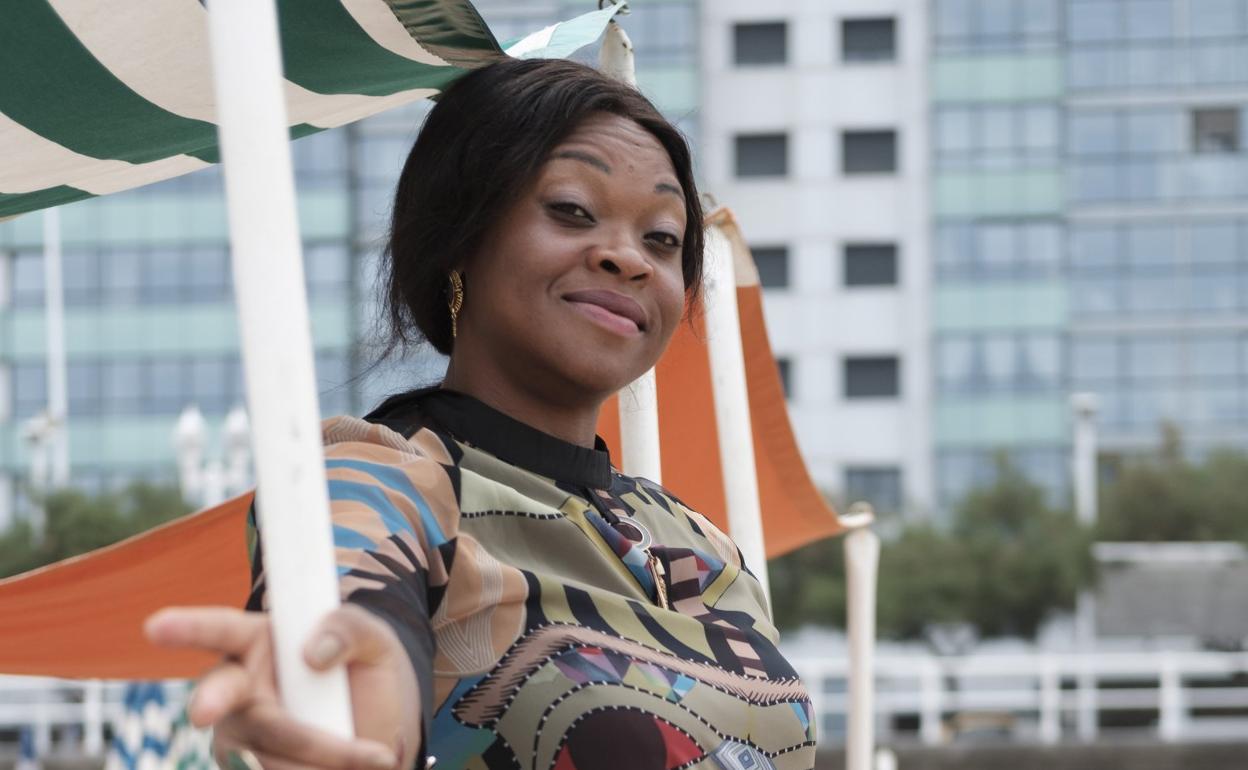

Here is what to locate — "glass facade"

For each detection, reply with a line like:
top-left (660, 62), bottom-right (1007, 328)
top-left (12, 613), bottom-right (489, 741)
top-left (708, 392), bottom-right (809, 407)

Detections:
top-left (932, 0), bottom-right (1248, 515)
top-left (931, 0), bottom-right (1068, 515)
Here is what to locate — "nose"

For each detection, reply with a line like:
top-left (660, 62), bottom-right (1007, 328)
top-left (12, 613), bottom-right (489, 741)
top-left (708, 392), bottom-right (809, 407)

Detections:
top-left (589, 231), bottom-right (653, 282)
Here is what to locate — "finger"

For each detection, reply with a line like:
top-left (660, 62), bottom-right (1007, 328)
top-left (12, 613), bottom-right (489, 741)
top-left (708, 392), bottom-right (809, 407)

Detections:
top-left (188, 662), bottom-right (255, 728)
top-left (218, 748), bottom-right (266, 770)
top-left (144, 606), bottom-right (267, 657)
top-left (304, 604), bottom-right (397, 670)
top-left (232, 702), bottom-right (397, 770)
top-left (249, 749), bottom-right (321, 770)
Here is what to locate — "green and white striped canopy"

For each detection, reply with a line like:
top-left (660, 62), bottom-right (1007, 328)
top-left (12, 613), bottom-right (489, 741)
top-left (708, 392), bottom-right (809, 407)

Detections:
top-left (0, 1), bottom-right (623, 220)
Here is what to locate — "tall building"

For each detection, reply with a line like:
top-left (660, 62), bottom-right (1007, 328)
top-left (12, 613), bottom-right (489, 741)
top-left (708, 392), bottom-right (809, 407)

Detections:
top-left (929, 0), bottom-right (1068, 513)
top-left (702, 0), bottom-right (934, 520)
top-left (705, 0), bottom-right (1248, 519)
top-left (933, 0), bottom-right (1248, 513)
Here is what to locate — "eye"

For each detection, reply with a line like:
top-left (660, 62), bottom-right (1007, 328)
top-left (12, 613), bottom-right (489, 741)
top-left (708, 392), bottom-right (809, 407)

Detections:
top-left (549, 201), bottom-right (594, 222)
top-left (647, 231), bottom-right (683, 250)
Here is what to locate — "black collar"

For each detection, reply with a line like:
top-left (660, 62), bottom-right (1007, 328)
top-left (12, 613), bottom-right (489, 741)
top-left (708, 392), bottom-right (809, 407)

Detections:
top-left (365, 387), bottom-right (614, 489)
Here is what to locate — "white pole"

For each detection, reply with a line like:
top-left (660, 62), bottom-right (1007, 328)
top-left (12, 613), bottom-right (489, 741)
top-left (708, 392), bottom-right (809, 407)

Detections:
top-left (842, 504), bottom-right (879, 770)
top-left (224, 405), bottom-right (253, 495)
top-left (42, 208), bottom-right (69, 489)
top-left (84, 680), bottom-right (104, 756)
top-left (617, 371), bottom-right (662, 481)
top-left (174, 405), bottom-right (206, 506)
top-left (702, 224), bottom-right (769, 601)
top-left (597, 19), bottom-right (664, 483)
top-left (206, 0), bottom-right (352, 734)
top-left (1072, 392), bottom-right (1099, 740)
top-left (1071, 392), bottom-right (1099, 526)
top-left (21, 414), bottom-right (50, 542)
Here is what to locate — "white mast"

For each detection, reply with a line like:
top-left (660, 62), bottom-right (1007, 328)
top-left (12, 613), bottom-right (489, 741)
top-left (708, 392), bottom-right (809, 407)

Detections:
top-left (600, 18), bottom-right (664, 483)
top-left (702, 222), bottom-right (769, 602)
top-left (206, 0), bottom-right (352, 734)
top-left (42, 208), bottom-right (69, 491)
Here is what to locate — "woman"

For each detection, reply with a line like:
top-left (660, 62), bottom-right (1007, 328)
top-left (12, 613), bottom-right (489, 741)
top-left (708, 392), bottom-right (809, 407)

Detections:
top-left (146, 58), bottom-right (815, 770)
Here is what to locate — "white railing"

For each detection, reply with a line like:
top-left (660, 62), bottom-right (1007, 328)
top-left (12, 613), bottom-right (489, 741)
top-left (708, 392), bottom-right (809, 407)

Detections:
top-left (791, 650), bottom-right (1248, 746)
top-left (0, 677), bottom-right (191, 757)
top-left (5, 651), bottom-right (1248, 755)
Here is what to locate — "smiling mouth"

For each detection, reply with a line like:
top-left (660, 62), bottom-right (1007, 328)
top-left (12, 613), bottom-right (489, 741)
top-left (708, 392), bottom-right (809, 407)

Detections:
top-left (565, 299), bottom-right (645, 336)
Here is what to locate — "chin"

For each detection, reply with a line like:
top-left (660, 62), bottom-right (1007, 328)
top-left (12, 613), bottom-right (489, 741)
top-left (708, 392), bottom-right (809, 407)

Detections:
top-left (561, 360), bottom-right (653, 403)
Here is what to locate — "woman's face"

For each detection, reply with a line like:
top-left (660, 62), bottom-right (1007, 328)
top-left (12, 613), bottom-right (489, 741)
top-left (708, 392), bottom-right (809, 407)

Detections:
top-left (455, 113), bottom-right (689, 405)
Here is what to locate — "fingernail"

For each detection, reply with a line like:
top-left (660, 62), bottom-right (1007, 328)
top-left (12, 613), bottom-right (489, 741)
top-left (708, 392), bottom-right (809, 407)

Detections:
top-left (308, 633), bottom-right (344, 666)
top-left (365, 747), bottom-right (397, 770)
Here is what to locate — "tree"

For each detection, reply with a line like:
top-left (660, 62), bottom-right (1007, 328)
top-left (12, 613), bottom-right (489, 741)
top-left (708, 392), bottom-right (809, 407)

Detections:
top-left (949, 457), bottom-right (1093, 639)
top-left (770, 537), bottom-right (846, 631)
top-left (0, 483), bottom-right (192, 579)
top-left (1098, 425), bottom-right (1248, 543)
top-left (770, 456), bottom-right (1094, 643)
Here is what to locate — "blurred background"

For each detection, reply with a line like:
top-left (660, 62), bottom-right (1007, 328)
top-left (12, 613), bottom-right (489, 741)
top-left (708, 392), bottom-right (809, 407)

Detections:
top-left (2, 0), bottom-right (1248, 768)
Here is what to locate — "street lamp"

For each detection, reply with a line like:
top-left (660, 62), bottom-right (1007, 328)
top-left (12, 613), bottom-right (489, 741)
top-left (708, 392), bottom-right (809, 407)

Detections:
top-left (174, 404), bottom-right (252, 508)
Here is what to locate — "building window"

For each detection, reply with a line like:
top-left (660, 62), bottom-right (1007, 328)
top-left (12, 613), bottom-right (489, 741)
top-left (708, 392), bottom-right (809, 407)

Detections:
top-left (1192, 108), bottom-right (1240, 154)
top-left (937, 332), bottom-right (1063, 394)
top-left (844, 356), bottom-right (900, 398)
top-left (936, 220), bottom-right (1062, 280)
top-left (620, 2), bottom-right (698, 66)
top-left (845, 467), bottom-right (903, 514)
top-left (937, 104), bottom-right (1059, 170)
top-left (753, 246), bottom-right (789, 288)
top-left (844, 243), bottom-right (898, 286)
top-left (735, 133), bottom-right (788, 177)
top-left (842, 18), bottom-right (896, 62)
top-left (776, 357), bottom-right (793, 398)
top-left (733, 21), bottom-right (787, 65)
top-left (842, 130), bottom-right (897, 174)
top-left (935, 0), bottom-right (1058, 54)
top-left (12, 363), bottom-right (46, 419)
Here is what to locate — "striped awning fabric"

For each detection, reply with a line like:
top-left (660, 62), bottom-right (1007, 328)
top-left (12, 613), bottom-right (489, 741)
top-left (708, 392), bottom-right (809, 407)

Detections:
top-left (0, 1), bottom-right (623, 220)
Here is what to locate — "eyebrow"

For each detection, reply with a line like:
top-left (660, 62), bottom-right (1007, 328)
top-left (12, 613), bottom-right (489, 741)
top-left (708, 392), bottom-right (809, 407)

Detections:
top-left (554, 149), bottom-right (685, 200)
top-left (655, 182), bottom-right (684, 199)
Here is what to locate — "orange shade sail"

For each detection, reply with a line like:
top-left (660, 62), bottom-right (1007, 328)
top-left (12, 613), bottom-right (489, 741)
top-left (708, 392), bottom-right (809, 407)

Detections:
top-left (0, 209), bottom-right (839, 680)
top-left (0, 494), bottom-right (253, 679)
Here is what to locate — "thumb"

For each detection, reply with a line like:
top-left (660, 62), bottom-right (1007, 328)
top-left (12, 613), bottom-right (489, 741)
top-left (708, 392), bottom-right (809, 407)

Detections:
top-left (303, 604), bottom-right (398, 671)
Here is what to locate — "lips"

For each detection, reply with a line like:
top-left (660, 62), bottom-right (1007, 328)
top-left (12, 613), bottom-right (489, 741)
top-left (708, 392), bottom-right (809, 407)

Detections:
top-left (562, 289), bottom-right (648, 334)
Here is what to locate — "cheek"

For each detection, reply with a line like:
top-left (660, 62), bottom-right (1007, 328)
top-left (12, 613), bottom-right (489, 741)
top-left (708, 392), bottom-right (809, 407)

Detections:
top-left (654, 265), bottom-right (687, 337)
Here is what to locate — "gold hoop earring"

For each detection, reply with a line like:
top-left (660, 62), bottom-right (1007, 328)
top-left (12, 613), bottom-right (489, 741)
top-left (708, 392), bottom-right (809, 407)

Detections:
top-left (447, 270), bottom-right (464, 339)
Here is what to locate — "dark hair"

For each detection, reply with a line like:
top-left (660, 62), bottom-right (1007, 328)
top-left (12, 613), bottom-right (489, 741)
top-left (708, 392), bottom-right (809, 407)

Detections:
top-left (382, 57), bottom-right (704, 356)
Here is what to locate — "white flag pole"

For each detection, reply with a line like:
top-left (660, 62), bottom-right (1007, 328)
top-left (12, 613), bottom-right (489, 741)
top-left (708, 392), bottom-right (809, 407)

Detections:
top-left (618, 370), bottom-right (663, 481)
top-left (206, 0), bottom-right (353, 733)
top-left (597, 19), bottom-right (664, 483)
top-left (702, 221), bottom-right (769, 602)
top-left (42, 208), bottom-right (69, 491)
top-left (841, 504), bottom-right (879, 770)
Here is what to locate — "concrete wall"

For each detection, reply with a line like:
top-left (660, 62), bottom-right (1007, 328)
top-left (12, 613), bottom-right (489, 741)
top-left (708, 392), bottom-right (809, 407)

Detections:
top-left (701, 0), bottom-right (933, 515)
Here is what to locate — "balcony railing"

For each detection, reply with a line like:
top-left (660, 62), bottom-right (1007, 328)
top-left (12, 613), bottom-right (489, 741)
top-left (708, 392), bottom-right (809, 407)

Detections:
top-left (792, 649), bottom-right (1248, 746)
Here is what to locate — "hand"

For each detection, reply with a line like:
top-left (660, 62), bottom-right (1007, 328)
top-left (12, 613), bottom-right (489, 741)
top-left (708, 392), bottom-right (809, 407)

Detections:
top-left (145, 604), bottom-right (422, 770)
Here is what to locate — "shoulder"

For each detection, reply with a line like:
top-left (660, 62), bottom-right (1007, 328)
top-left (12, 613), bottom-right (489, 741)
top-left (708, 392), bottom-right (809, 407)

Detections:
top-left (323, 414), bottom-right (455, 464)
top-left (320, 416), bottom-right (462, 543)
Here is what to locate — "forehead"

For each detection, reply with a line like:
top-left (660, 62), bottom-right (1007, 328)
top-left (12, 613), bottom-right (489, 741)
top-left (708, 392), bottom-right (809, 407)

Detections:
top-left (551, 113), bottom-right (677, 174)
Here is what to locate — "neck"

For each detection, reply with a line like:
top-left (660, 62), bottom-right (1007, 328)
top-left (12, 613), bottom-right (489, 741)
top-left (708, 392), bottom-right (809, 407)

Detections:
top-left (441, 356), bottom-right (603, 449)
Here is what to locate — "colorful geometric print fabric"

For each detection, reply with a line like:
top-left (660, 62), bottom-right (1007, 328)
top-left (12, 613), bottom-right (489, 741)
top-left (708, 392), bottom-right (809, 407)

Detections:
top-left (248, 389), bottom-right (816, 770)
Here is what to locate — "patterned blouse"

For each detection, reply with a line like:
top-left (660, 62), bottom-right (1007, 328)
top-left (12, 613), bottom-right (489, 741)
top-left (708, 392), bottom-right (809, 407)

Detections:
top-left (248, 388), bottom-right (815, 770)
